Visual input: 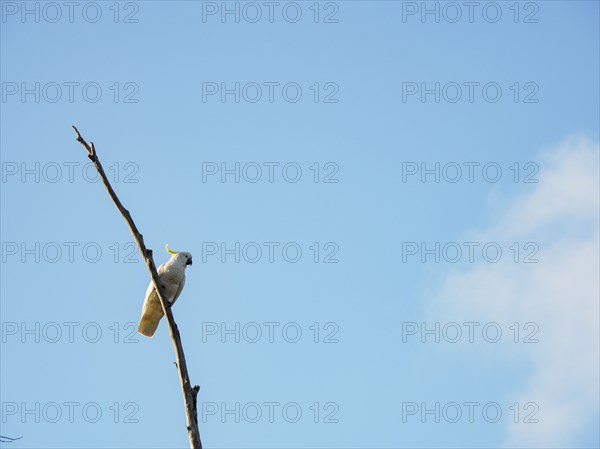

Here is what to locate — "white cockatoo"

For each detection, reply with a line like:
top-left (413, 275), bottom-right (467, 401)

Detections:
top-left (138, 245), bottom-right (193, 337)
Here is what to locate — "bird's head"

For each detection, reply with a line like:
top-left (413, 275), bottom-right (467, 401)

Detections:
top-left (166, 244), bottom-right (193, 266)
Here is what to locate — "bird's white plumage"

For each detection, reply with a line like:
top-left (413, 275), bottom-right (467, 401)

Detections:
top-left (138, 249), bottom-right (192, 337)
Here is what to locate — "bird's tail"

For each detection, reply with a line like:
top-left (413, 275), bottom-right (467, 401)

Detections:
top-left (138, 312), bottom-right (163, 338)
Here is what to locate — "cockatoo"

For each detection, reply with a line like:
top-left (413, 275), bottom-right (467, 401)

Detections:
top-left (138, 245), bottom-right (193, 337)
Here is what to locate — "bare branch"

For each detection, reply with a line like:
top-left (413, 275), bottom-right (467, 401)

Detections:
top-left (0, 435), bottom-right (23, 443)
top-left (72, 126), bottom-right (202, 449)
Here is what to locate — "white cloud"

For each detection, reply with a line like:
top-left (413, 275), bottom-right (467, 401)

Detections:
top-left (430, 137), bottom-right (599, 447)
top-left (490, 136), bottom-right (599, 239)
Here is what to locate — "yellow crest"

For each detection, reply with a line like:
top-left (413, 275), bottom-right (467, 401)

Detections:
top-left (165, 244), bottom-right (178, 255)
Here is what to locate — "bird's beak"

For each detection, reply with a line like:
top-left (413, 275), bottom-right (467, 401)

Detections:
top-left (186, 258), bottom-right (193, 266)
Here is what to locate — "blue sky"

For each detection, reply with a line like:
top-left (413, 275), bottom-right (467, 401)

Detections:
top-left (1, 1), bottom-right (599, 448)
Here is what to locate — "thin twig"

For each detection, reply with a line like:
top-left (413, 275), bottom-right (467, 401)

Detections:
top-left (72, 126), bottom-right (202, 449)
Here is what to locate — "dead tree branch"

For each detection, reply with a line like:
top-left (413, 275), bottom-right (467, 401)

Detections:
top-left (72, 126), bottom-right (202, 449)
